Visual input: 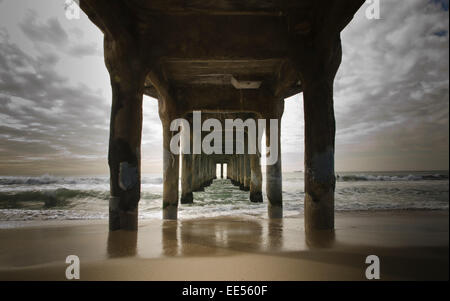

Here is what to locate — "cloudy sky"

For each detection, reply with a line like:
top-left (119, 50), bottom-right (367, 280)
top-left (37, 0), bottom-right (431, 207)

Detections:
top-left (0, 0), bottom-right (448, 175)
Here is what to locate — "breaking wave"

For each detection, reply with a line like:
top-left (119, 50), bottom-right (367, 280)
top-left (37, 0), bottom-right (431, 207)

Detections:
top-left (0, 172), bottom-right (447, 224)
top-left (0, 174), bottom-right (108, 186)
top-left (0, 189), bottom-right (109, 209)
top-left (336, 173), bottom-right (448, 182)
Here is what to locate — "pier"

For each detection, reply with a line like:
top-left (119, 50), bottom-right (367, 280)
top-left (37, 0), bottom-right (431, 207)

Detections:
top-left (79, 0), bottom-right (365, 231)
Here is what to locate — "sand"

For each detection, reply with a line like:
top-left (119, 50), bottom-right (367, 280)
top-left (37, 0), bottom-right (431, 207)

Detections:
top-left (0, 210), bottom-right (448, 281)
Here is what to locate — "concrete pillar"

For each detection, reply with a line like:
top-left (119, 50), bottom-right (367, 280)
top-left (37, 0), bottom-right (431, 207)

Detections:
top-left (264, 101), bottom-right (284, 218)
top-left (303, 77), bottom-right (336, 231)
top-left (157, 79), bottom-right (180, 219)
top-left (181, 153), bottom-right (193, 204)
top-left (161, 119), bottom-right (179, 219)
top-left (192, 154), bottom-right (200, 192)
top-left (199, 155), bottom-right (205, 189)
top-left (230, 159), bottom-right (235, 183)
top-left (239, 155), bottom-right (245, 190)
top-left (244, 154), bottom-right (251, 191)
top-left (220, 163), bottom-right (224, 179)
top-left (301, 39), bottom-right (341, 232)
top-left (207, 157), bottom-right (212, 185)
top-left (231, 158), bottom-right (235, 184)
top-left (181, 116), bottom-right (193, 204)
top-left (105, 38), bottom-right (146, 231)
top-left (233, 157), bottom-right (239, 186)
top-left (250, 153), bottom-right (263, 202)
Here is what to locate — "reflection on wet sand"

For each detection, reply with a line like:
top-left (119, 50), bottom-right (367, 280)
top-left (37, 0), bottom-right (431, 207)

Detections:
top-left (161, 218), bottom-right (267, 257)
top-left (107, 230), bottom-right (138, 258)
top-left (305, 230), bottom-right (336, 249)
top-left (1, 212), bottom-right (447, 280)
top-left (105, 216), bottom-right (354, 259)
top-left (157, 217), bottom-right (337, 257)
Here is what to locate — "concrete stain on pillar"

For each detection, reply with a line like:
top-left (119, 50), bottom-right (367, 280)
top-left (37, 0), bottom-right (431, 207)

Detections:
top-left (119, 162), bottom-right (138, 190)
top-left (308, 147), bottom-right (335, 184)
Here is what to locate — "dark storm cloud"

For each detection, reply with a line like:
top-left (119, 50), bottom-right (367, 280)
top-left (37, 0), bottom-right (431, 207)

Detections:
top-left (333, 0), bottom-right (449, 170)
top-left (0, 0), bottom-right (448, 174)
top-left (18, 9), bottom-right (101, 58)
top-left (0, 28), bottom-right (110, 170)
top-left (19, 10), bottom-right (68, 46)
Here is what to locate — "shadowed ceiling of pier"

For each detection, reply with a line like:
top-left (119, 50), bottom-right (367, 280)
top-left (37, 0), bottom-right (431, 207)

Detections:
top-left (81, 0), bottom-right (364, 101)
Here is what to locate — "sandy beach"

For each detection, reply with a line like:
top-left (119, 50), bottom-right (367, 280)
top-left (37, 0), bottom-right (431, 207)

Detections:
top-left (0, 210), bottom-right (447, 281)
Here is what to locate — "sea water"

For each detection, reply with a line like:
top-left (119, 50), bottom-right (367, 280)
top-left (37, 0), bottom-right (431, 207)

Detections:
top-left (0, 171), bottom-right (448, 227)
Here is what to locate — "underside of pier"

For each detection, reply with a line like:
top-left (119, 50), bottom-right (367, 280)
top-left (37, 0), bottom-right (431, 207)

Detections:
top-left (79, 0), bottom-right (365, 232)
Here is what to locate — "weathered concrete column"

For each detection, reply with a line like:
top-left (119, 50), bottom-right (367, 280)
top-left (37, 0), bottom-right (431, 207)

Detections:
top-left (156, 80), bottom-right (181, 219)
top-left (239, 155), bottom-right (245, 190)
top-left (230, 159), bottom-right (236, 183)
top-left (211, 160), bottom-right (214, 180)
top-left (197, 155), bottom-right (204, 190)
top-left (181, 116), bottom-right (193, 204)
top-left (160, 118), bottom-right (180, 219)
top-left (250, 152), bottom-right (263, 202)
top-left (244, 154), bottom-right (251, 191)
top-left (231, 158), bottom-right (236, 184)
top-left (191, 155), bottom-right (199, 191)
top-left (204, 156), bottom-right (210, 186)
top-left (234, 157), bottom-right (239, 186)
top-left (263, 100), bottom-right (284, 218)
top-left (105, 37), bottom-right (146, 231)
top-left (181, 153), bottom-right (193, 204)
top-left (220, 163), bottom-right (224, 179)
top-left (294, 36), bottom-right (342, 231)
top-left (206, 158), bottom-right (211, 185)
top-left (250, 124), bottom-right (263, 202)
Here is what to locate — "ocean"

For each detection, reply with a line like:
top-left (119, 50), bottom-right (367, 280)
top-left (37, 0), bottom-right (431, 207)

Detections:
top-left (0, 171), bottom-right (448, 227)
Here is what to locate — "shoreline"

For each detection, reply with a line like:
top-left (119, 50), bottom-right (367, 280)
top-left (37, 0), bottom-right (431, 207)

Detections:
top-left (0, 210), bottom-right (448, 280)
top-left (0, 208), bottom-right (448, 229)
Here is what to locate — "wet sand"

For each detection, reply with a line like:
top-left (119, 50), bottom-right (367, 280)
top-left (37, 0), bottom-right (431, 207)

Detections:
top-left (0, 211), bottom-right (448, 280)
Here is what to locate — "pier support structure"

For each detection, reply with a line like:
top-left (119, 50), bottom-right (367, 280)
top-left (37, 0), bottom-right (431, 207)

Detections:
top-left (104, 37), bottom-right (147, 231)
top-left (80, 0), bottom-right (365, 231)
top-left (262, 100), bottom-right (284, 218)
top-left (181, 115), bottom-right (193, 204)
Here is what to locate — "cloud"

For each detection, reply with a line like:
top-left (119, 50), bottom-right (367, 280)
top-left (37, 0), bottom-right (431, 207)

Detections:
top-left (0, 0), bottom-right (448, 174)
top-left (19, 10), bottom-right (68, 46)
top-left (18, 9), bottom-right (101, 58)
top-left (0, 27), bottom-right (110, 174)
top-left (333, 0), bottom-right (449, 170)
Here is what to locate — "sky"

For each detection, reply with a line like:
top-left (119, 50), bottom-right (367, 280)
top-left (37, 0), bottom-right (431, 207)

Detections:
top-left (0, 0), bottom-right (448, 175)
